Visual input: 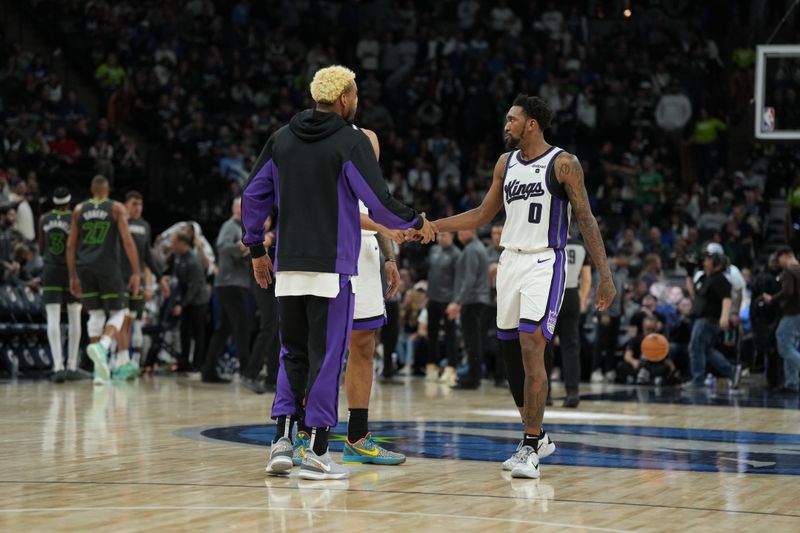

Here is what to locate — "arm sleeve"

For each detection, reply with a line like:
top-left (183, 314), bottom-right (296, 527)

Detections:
top-left (344, 137), bottom-right (422, 231)
top-left (241, 138), bottom-right (276, 257)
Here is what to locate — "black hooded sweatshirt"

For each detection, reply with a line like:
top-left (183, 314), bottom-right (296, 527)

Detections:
top-left (242, 109), bottom-right (422, 275)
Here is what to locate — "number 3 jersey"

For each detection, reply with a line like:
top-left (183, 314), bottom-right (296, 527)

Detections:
top-left (76, 198), bottom-right (120, 267)
top-left (41, 208), bottom-right (72, 267)
top-left (500, 146), bottom-right (571, 252)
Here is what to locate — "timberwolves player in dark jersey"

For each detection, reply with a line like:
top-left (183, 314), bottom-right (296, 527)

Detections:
top-left (39, 187), bottom-right (84, 382)
top-left (115, 191), bottom-right (169, 376)
top-left (432, 94), bottom-right (616, 479)
top-left (66, 175), bottom-right (140, 384)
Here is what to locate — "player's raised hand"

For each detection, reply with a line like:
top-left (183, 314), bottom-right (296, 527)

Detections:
top-left (595, 276), bottom-right (617, 311)
top-left (418, 213), bottom-right (436, 244)
top-left (380, 227), bottom-right (406, 245)
top-left (252, 254), bottom-right (273, 288)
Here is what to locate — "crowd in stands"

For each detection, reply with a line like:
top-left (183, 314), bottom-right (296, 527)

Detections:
top-left (2, 1), bottom-right (799, 390)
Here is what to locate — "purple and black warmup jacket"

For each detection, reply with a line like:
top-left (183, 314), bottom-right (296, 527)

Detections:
top-left (241, 109), bottom-right (422, 275)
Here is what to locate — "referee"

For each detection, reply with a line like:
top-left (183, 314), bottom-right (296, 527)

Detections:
top-left (545, 234), bottom-right (591, 408)
top-left (242, 65), bottom-right (434, 480)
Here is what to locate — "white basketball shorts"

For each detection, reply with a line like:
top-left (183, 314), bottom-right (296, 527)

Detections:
top-left (495, 248), bottom-right (567, 341)
top-left (352, 235), bottom-right (386, 330)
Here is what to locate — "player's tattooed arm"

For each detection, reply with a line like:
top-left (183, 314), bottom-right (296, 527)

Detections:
top-left (557, 152), bottom-right (617, 311)
top-left (432, 152), bottom-right (508, 233)
top-left (375, 233), bottom-right (395, 261)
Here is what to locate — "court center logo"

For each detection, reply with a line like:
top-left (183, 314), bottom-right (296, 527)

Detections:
top-left (176, 421), bottom-right (800, 476)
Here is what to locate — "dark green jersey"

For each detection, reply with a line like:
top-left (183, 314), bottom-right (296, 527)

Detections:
top-left (121, 217), bottom-right (153, 279)
top-left (76, 198), bottom-right (120, 268)
top-left (41, 209), bottom-right (72, 266)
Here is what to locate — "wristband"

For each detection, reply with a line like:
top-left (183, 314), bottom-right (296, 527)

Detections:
top-left (385, 258), bottom-right (397, 263)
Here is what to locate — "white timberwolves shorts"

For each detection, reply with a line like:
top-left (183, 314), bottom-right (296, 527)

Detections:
top-left (352, 235), bottom-right (386, 330)
top-left (496, 248), bottom-right (567, 342)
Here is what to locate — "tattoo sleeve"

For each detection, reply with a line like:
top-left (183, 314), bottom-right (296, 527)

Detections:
top-left (559, 154), bottom-right (612, 279)
top-left (375, 233), bottom-right (395, 261)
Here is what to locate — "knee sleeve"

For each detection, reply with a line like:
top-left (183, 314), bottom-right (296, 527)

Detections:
top-left (106, 309), bottom-right (127, 331)
top-left (87, 310), bottom-right (107, 338)
top-left (501, 339), bottom-right (525, 407)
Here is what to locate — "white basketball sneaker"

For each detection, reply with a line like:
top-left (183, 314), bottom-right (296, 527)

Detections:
top-left (502, 432), bottom-right (556, 471)
top-left (510, 446), bottom-right (540, 479)
top-left (299, 449), bottom-right (349, 480)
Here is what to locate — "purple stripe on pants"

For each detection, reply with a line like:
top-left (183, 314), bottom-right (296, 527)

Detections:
top-left (271, 345), bottom-right (295, 416)
top-left (304, 277), bottom-right (355, 427)
top-left (542, 249), bottom-right (567, 341)
top-left (270, 276), bottom-right (355, 427)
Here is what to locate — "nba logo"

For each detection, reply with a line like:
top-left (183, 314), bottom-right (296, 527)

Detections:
top-left (546, 310), bottom-right (558, 334)
top-left (762, 107), bottom-right (775, 132)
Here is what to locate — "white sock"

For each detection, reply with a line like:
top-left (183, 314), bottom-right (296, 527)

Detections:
top-left (132, 320), bottom-right (143, 364)
top-left (67, 303), bottom-right (82, 371)
top-left (99, 335), bottom-right (112, 350)
top-left (117, 349), bottom-right (130, 365)
top-left (45, 304), bottom-right (64, 372)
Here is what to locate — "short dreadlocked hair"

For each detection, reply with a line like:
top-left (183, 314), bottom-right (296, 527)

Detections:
top-left (512, 94), bottom-right (553, 130)
top-left (310, 65), bottom-right (356, 104)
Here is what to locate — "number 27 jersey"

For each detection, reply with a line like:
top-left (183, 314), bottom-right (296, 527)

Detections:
top-left (76, 198), bottom-right (120, 267)
top-left (500, 146), bottom-right (571, 253)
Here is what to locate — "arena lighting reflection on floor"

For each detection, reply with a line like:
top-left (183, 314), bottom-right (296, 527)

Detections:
top-left (178, 420), bottom-right (800, 476)
top-left (578, 386), bottom-right (800, 409)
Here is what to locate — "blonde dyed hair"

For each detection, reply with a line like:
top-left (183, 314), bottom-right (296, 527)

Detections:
top-left (310, 65), bottom-right (356, 104)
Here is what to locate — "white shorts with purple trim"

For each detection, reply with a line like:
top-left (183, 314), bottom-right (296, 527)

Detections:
top-left (352, 234), bottom-right (386, 330)
top-left (495, 248), bottom-right (567, 341)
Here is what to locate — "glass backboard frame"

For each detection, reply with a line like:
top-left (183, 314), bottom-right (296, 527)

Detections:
top-left (754, 44), bottom-right (800, 140)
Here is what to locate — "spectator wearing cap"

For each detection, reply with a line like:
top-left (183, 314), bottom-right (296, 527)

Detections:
top-left (686, 246), bottom-right (742, 388)
top-left (763, 247), bottom-right (800, 392)
top-left (689, 243), bottom-right (746, 325)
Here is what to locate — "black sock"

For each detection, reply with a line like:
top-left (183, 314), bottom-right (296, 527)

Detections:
top-left (273, 416), bottom-right (296, 444)
top-left (522, 432), bottom-right (540, 450)
top-left (298, 418), bottom-right (311, 435)
top-left (347, 408), bottom-right (369, 443)
top-left (310, 427), bottom-right (330, 455)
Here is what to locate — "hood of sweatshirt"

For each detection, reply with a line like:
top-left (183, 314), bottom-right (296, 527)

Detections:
top-left (289, 108), bottom-right (349, 142)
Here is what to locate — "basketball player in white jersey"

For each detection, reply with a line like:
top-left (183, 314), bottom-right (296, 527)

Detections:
top-left (290, 126), bottom-right (407, 466)
top-left (432, 94), bottom-right (616, 478)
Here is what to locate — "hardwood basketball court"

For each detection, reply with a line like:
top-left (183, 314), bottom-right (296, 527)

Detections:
top-left (1, 377), bottom-right (799, 532)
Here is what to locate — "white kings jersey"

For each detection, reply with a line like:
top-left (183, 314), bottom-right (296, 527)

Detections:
top-left (500, 146), bottom-right (571, 252)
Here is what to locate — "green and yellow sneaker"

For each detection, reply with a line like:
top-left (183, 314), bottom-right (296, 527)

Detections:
top-left (112, 361), bottom-right (140, 381)
top-left (342, 433), bottom-right (406, 465)
top-left (293, 431), bottom-right (310, 466)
